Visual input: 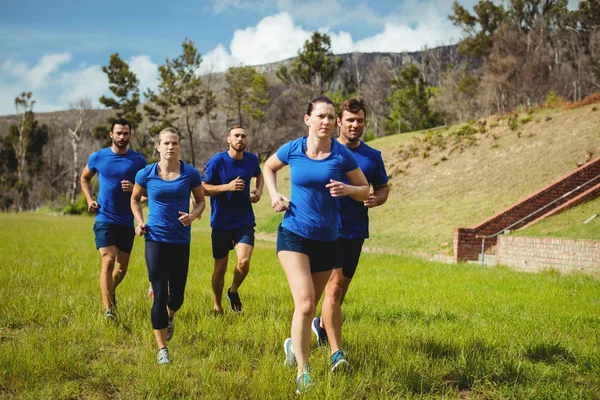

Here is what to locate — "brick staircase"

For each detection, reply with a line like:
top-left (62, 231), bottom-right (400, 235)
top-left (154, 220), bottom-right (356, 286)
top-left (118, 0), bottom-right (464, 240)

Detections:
top-left (454, 156), bottom-right (600, 263)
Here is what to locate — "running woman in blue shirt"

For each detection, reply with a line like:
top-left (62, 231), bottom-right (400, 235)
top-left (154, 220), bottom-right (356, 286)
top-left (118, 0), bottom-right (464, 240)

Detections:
top-left (263, 95), bottom-right (369, 394)
top-left (202, 126), bottom-right (264, 314)
top-left (131, 127), bottom-right (205, 365)
top-left (80, 118), bottom-right (147, 319)
top-left (312, 97), bottom-right (389, 371)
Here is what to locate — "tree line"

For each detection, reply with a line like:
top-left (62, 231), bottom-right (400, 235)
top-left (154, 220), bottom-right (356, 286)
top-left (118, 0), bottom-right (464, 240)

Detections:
top-left (1, 0), bottom-right (598, 211)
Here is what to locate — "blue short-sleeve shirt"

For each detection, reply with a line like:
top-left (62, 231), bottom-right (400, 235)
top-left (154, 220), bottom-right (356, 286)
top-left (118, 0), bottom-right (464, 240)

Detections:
top-left (277, 137), bottom-right (358, 241)
top-left (338, 141), bottom-right (389, 239)
top-left (202, 151), bottom-right (262, 230)
top-left (87, 148), bottom-right (147, 227)
top-left (135, 161), bottom-right (203, 244)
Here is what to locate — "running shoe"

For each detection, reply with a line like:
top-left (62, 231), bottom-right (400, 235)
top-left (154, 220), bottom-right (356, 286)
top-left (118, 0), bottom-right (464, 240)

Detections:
top-left (296, 365), bottom-right (314, 394)
top-left (283, 338), bottom-right (296, 367)
top-left (157, 348), bottom-right (171, 365)
top-left (226, 287), bottom-right (242, 313)
top-left (166, 318), bottom-right (174, 341)
top-left (104, 310), bottom-right (115, 320)
top-left (330, 349), bottom-right (349, 372)
top-left (311, 316), bottom-right (328, 346)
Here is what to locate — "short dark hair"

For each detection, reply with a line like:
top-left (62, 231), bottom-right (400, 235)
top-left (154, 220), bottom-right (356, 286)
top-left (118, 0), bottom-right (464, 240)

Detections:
top-left (338, 97), bottom-right (367, 120)
top-left (228, 125), bottom-right (246, 134)
top-left (110, 118), bottom-right (131, 132)
top-left (306, 95), bottom-right (335, 116)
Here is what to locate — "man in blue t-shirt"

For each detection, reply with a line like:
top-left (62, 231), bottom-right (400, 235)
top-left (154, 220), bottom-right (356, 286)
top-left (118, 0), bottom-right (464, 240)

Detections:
top-left (202, 126), bottom-right (264, 313)
top-left (312, 98), bottom-right (389, 367)
top-left (80, 118), bottom-right (147, 318)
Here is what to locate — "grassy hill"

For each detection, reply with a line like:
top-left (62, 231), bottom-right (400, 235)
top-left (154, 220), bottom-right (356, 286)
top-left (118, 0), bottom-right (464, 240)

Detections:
top-left (249, 102), bottom-right (600, 257)
top-left (511, 196), bottom-right (600, 240)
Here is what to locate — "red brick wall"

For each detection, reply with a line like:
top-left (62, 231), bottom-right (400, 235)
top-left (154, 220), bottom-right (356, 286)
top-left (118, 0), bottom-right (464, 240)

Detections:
top-left (454, 156), bottom-right (600, 262)
top-left (497, 235), bottom-right (600, 274)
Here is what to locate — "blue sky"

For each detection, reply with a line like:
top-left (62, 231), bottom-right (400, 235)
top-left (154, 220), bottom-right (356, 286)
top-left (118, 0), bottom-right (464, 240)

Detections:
top-left (0, 0), bottom-right (579, 116)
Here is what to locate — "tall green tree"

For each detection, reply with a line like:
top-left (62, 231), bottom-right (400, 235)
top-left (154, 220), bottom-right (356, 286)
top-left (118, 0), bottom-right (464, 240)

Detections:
top-left (449, 0), bottom-right (507, 57)
top-left (225, 66), bottom-right (258, 127)
top-left (94, 53), bottom-right (148, 155)
top-left (245, 74), bottom-right (270, 132)
top-left (388, 64), bottom-right (438, 133)
top-left (276, 32), bottom-right (343, 94)
top-left (146, 39), bottom-right (204, 166)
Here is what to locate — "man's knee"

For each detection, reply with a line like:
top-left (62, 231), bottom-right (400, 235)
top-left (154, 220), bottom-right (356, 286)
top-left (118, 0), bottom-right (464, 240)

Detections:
top-left (236, 257), bottom-right (250, 273)
top-left (213, 258), bottom-right (228, 275)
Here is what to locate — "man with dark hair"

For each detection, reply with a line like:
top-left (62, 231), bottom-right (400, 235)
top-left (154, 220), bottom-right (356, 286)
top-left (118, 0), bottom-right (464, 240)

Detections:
top-left (81, 118), bottom-right (147, 319)
top-left (312, 97), bottom-right (390, 371)
top-left (202, 126), bottom-right (264, 313)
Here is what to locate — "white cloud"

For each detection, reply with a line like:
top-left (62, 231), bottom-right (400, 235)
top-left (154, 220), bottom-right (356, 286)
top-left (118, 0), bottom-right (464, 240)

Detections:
top-left (57, 64), bottom-right (107, 106)
top-left (200, 44), bottom-right (240, 74)
top-left (2, 52), bottom-right (72, 89)
top-left (230, 13), bottom-right (311, 65)
top-left (0, 53), bottom-right (159, 115)
top-left (128, 55), bottom-right (159, 95)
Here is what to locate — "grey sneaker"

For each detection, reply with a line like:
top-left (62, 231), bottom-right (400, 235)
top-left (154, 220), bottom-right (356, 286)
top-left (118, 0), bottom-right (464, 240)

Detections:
top-left (166, 318), bottom-right (174, 341)
top-left (296, 365), bottom-right (314, 394)
top-left (330, 349), bottom-right (349, 372)
top-left (157, 348), bottom-right (171, 365)
top-left (283, 338), bottom-right (296, 367)
top-left (104, 310), bottom-right (115, 320)
top-left (311, 317), bottom-right (328, 346)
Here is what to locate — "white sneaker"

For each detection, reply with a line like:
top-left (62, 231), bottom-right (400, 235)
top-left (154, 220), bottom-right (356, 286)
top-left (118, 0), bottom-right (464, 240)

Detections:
top-left (166, 318), bottom-right (174, 341)
top-left (157, 348), bottom-right (171, 365)
top-left (283, 338), bottom-right (296, 367)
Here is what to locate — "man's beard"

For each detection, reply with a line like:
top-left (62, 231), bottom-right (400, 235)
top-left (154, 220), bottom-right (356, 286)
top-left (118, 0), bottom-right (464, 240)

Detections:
top-left (232, 143), bottom-right (246, 152)
top-left (114, 139), bottom-right (129, 149)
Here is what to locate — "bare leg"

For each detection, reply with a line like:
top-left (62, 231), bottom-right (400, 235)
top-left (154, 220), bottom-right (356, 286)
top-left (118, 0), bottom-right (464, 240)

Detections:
top-left (113, 250), bottom-right (130, 288)
top-left (230, 243), bottom-right (253, 292)
top-left (279, 251), bottom-right (332, 377)
top-left (322, 269), bottom-right (352, 354)
top-left (99, 246), bottom-right (118, 311)
top-left (212, 255), bottom-right (228, 313)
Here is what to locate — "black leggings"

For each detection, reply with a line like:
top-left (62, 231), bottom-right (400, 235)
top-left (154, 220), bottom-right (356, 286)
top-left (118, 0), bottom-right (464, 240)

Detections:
top-left (145, 241), bottom-right (190, 330)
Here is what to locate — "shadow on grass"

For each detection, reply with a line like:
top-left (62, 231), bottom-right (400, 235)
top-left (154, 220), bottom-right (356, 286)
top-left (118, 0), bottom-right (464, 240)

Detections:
top-left (524, 340), bottom-right (576, 364)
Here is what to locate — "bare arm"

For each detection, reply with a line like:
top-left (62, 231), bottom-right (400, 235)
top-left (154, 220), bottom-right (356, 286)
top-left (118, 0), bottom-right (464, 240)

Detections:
top-left (364, 183), bottom-right (390, 208)
top-left (202, 177), bottom-right (245, 196)
top-left (178, 185), bottom-right (206, 226)
top-left (263, 154), bottom-right (289, 212)
top-left (249, 173), bottom-right (264, 203)
top-left (326, 167), bottom-right (370, 201)
top-left (131, 183), bottom-right (146, 236)
top-left (80, 165), bottom-right (99, 213)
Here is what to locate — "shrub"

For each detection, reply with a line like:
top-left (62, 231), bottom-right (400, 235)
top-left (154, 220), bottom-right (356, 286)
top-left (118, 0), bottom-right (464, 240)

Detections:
top-left (545, 90), bottom-right (565, 107)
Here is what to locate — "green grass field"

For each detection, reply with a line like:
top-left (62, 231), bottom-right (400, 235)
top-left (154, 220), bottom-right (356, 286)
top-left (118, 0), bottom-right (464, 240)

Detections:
top-left (2, 213), bottom-right (600, 399)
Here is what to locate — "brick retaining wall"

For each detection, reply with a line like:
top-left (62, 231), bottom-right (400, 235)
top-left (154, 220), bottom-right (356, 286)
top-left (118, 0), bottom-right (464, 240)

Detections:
top-left (454, 156), bottom-right (600, 262)
top-left (496, 235), bottom-right (600, 274)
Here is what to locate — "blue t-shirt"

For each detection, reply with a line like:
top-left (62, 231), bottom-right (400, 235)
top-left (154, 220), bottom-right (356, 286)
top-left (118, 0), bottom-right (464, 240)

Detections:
top-left (87, 148), bottom-right (147, 227)
top-left (338, 141), bottom-right (389, 240)
top-left (135, 161), bottom-right (203, 244)
top-left (277, 137), bottom-right (358, 241)
top-left (202, 151), bottom-right (261, 230)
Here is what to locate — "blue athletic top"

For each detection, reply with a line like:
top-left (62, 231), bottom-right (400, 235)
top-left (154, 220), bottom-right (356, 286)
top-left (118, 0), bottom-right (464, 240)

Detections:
top-left (135, 161), bottom-right (203, 244)
top-left (87, 147), bottom-right (147, 227)
top-left (277, 137), bottom-right (359, 241)
top-left (202, 151), bottom-right (262, 230)
top-left (338, 141), bottom-right (388, 240)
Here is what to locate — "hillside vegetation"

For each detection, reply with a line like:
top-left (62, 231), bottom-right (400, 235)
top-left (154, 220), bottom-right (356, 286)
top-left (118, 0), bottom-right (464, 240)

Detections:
top-left (250, 103), bottom-right (600, 257)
